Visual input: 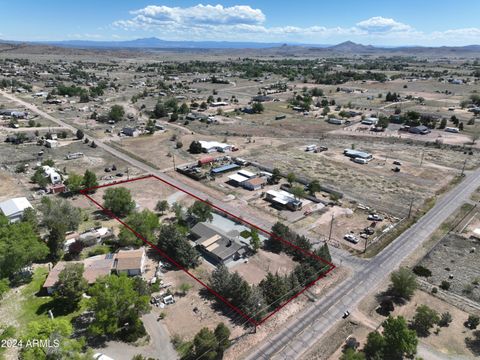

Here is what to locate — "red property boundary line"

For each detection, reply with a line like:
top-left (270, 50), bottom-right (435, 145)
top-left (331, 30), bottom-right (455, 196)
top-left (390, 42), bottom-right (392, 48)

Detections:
top-left (80, 174), bottom-right (336, 327)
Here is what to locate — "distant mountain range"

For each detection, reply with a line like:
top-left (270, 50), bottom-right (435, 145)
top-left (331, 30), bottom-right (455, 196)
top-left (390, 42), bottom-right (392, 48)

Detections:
top-left (35, 37), bottom-right (300, 49)
top-left (1, 38), bottom-right (480, 55)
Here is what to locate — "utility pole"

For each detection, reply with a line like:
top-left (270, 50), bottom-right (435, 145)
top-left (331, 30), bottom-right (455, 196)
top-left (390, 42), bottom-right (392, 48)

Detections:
top-left (420, 150), bottom-right (425, 167)
top-left (461, 158), bottom-right (467, 177)
top-left (172, 153), bottom-right (176, 170)
top-left (126, 167), bottom-right (129, 180)
top-left (407, 198), bottom-right (414, 219)
top-left (328, 214), bottom-right (334, 243)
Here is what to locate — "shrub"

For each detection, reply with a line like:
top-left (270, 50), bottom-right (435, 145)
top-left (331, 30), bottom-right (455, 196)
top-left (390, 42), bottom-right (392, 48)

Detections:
top-left (440, 281), bottom-right (451, 291)
top-left (413, 265), bottom-right (432, 278)
top-left (438, 312), bottom-right (452, 327)
top-left (466, 315), bottom-right (480, 329)
top-left (431, 287), bottom-right (438, 294)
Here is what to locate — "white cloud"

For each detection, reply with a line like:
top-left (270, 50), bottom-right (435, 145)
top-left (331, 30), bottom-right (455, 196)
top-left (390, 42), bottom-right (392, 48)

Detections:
top-left (111, 5), bottom-right (480, 45)
top-left (356, 16), bottom-right (413, 33)
top-left (118, 4), bottom-right (265, 28)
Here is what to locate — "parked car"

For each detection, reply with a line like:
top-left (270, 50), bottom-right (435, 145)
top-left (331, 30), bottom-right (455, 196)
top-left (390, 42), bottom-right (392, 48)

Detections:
top-left (393, 160), bottom-right (402, 166)
top-left (368, 214), bottom-right (384, 221)
top-left (344, 234), bottom-right (359, 244)
top-left (364, 227), bottom-right (375, 235)
top-left (342, 310), bottom-right (350, 319)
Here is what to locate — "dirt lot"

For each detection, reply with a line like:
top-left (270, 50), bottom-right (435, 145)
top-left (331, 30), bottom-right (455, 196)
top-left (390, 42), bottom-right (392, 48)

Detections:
top-left (157, 264), bottom-right (245, 340)
top-left (358, 287), bottom-right (480, 358)
top-left (418, 233), bottom-right (480, 303)
top-left (296, 205), bottom-right (396, 252)
top-left (244, 136), bottom-right (469, 216)
top-left (87, 176), bottom-right (190, 213)
top-left (0, 169), bottom-right (29, 202)
top-left (232, 250), bottom-right (296, 285)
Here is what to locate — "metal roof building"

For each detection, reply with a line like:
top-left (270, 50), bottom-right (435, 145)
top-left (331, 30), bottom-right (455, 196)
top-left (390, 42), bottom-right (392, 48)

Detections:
top-left (211, 163), bottom-right (240, 175)
top-left (0, 197), bottom-right (32, 223)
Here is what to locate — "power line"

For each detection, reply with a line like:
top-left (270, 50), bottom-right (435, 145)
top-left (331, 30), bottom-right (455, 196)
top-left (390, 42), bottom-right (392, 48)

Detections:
top-left (194, 264), bottom-right (332, 360)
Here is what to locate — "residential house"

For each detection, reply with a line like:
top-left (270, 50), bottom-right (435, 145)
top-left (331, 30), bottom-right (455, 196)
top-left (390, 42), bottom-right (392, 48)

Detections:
top-left (43, 254), bottom-right (115, 294)
top-left (190, 222), bottom-right (247, 265)
top-left (121, 127), bottom-right (140, 137)
top-left (243, 177), bottom-right (266, 191)
top-left (113, 248), bottom-right (146, 276)
top-left (409, 125), bottom-right (431, 135)
top-left (265, 189), bottom-right (303, 211)
top-left (343, 149), bottom-right (373, 161)
top-left (199, 140), bottom-right (233, 153)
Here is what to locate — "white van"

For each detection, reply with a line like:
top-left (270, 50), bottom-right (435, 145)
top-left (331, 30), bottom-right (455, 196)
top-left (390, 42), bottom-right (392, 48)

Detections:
top-left (445, 127), bottom-right (459, 133)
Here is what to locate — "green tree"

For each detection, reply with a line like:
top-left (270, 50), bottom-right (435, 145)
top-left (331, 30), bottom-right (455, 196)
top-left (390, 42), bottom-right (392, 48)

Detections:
top-left (413, 305), bottom-right (439, 335)
top-left (340, 348), bottom-right (366, 360)
top-left (290, 186), bottom-right (305, 200)
top-left (250, 228), bottom-right (261, 252)
top-left (252, 102), bottom-right (265, 114)
top-left (189, 140), bottom-right (203, 154)
top-left (66, 172), bottom-right (84, 193)
top-left (155, 200), bottom-right (169, 215)
top-left (364, 331), bottom-right (386, 359)
top-left (382, 316), bottom-right (418, 359)
top-left (153, 102), bottom-right (167, 118)
top-left (308, 180), bottom-right (321, 196)
top-left (145, 119), bottom-right (156, 134)
top-left (286, 172), bottom-right (296, 186)
top-left (438, 118), bottom-right (447, 129)
top-left (157, 224), bottom-right (199, 269)
top-left (39, 197), bottom-right (81, 232)
top-left (377, 116), bottom-right (390, 129)
top-left (188, 201), bottom-right (213, 223)
top-left (210, 265), bottom-right (232, 296)
top-left (270, 168), bottom-right (280, 182)
top-left (192, 328), bottom-right (218, 360)
top-left (47, 222), bottom-right (67, 262)
top-left (54, 263), bottom-right (88, 311)
top-left (0, 278), bottom-right (10, 299)
top-left (118, 209), bottom-right (159, 247)
top-left (88, 274), bottom-right (150, 340)
top-left (30, 168), bottom-right (48, 188)
top-left (259, 272), bottom-right (289, 309)
top-left (0, 222), bottom-right (48, 279)
top-left (170, 112), bottom-right (179, 122)
top-left (389, 267), bottom-right (417, 300)
top-left (267, 222), bottom-right (291, 253)
top-left (76, 129), bottom-right (84, 140)
top-left (109, 104), bottom-right (125, 122)
top-left (103, 187), bottom-right (136, 217)
top-left (21, 207), bottom-right (38, 231)
top-left (21, 318), bottom-right (72, 360)
top-left (179, 103), bottom-right (190, 114)
top-left (214, 323), bottom-right (231, 355)
top-left (82, 169), bottom-right (98, 192)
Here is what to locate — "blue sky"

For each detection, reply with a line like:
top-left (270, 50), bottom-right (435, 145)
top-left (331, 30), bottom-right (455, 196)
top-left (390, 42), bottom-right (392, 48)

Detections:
top-left (1, 1), bottom-right (480, 45)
